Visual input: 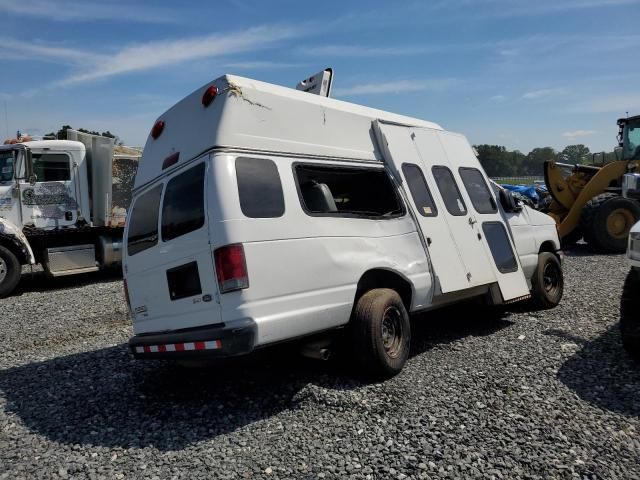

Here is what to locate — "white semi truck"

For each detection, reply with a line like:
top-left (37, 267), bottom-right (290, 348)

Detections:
top-left (0, 130), bottom-right (140, 297)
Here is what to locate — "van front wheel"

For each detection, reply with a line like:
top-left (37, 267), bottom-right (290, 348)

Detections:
top-left (531, 252), bottom-right (563, 309)
top-left (351, 288), bottom-right (411, 378)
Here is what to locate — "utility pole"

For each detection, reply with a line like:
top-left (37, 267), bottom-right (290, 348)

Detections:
top-left (3, 101), bottom-right (8, 139)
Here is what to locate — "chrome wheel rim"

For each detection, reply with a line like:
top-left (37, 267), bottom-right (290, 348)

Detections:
top-left (381, 306), bottom-right (403, 358)
top-left (0, 257), bottom-right (7, 284)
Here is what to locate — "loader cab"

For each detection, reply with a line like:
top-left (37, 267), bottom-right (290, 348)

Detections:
top-left (618, 116), bottom-right (640, 161)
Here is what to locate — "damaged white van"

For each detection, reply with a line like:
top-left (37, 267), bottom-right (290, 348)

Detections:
top-left (123, 74), bottom-right (563, 377)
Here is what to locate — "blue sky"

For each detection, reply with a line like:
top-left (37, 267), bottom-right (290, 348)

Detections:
top-left (1, 0), bottom-right (639, 153)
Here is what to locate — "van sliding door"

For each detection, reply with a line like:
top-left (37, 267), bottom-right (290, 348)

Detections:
top-left (374, 121), bottom-right (494, 294)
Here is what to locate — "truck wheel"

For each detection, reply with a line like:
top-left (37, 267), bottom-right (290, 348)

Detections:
top-left (0, 245), bottom-right (21, 299)
top-left (531, 252), bottom-right (563, 309)
top-left (351, 288), bottom-right (411, 378)
top-left (620, 268), bottom-right (640, 362)
top-left (580, 193), bottom-right (640, 253)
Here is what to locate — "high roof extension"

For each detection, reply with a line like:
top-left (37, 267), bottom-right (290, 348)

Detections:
top-left (137, 74), bottom-right (443, 189)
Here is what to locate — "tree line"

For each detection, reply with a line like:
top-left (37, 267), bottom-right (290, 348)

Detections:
top-left (474, 144), bottom-right (618, 177)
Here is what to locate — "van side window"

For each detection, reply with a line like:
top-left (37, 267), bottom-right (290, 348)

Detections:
top-left (127, 185), bottom-right (162, 255)
top-left (236, 157), bottom-right (285, 218)
top-left (459, 167), bottom-right (497, 214)
top-left (482, 222), bottom-right (518, 273)
top-left (402, 163), bottom-right (437, 217)
top-left (32, 153), bottom-right (71, 182)
top-left (295, 164), bottom-right (404, 218)
top-left (432, 166), bottom-right (467, 216)
top-left (162, 163), bottom-right (206, 241)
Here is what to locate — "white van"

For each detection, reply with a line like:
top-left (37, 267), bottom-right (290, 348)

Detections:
top-left (123, 75), bottom-right (562, 377)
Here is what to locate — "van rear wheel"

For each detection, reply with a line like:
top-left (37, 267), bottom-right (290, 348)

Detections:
top-left (351, 288), bottom-right (410, 378)
top-left (0, 245), bottom-right (21, 299)
top-left (531, 252), bottom-right (563, 309)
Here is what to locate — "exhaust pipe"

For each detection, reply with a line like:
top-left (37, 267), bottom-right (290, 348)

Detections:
top-left (300, 341), bottom-right (332, 361)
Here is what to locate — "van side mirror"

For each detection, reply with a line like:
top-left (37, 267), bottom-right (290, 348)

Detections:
top-left (499, 189), bottom-right (522, 213)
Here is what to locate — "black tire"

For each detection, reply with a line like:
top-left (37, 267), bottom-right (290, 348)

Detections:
top-left (580, 193), bottom-right (640, 253)
top-left (620, 268), bottom-right (640, 362)
top-left (530, 252), bottom-right (563, 309)
top-left (0, 245), bottom-right (21, 299)
top-left (351, 288), bottom-right (411, 378)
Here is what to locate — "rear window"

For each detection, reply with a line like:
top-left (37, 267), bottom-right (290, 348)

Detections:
top-left (402, 163), bottom-right (437, 217)
top-left (236, 157), bottom-right (285, 218)
top-left (127, 185), bottom-right (162, 256)
top-left (459, 167), bottom-right (497, 214)
top-left (162, 163), bottom-right (206, 241)
top-left (432, 166), bottom-right (467, 216)
top-left (295, 164), bottom-right (404, 218)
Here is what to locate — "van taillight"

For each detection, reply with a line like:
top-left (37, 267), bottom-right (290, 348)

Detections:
top-left (214, 244), bottom-right (249, 293)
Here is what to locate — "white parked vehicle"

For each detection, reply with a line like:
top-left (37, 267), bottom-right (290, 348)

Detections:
top-left (0, 131), bottom-right (140, 297)
top-left (621, 172), bottom-right (640, 361)
top-left (124, 74), bottom-right (563, 377)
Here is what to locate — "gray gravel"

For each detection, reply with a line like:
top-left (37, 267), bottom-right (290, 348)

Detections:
top-left (1, 250), bottom-right (639, 479)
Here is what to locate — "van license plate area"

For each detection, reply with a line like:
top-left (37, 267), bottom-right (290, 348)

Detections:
top-left (166, 261), bottom-right (202, 301)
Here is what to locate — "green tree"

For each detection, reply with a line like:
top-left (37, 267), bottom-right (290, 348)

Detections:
top-left (560, 144), bottom-right (591, 164)
top-left (45, 125), bottom-right (121, 144)
top-left (522, 147), bottom-right (556, 175)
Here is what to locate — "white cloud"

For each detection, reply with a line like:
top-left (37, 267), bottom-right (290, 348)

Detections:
top-left (0, 38), bottom-right (101, 65)
top-left (223, 61), bottom-right (303, 70)
top-left (562, 130), bottom-right (597, 138)
top-left (490, 94), bottom-right (506, 102)
top-left (332, 79), bottom-right (457, 97)
top-left (0, 0), bottom-right (178, 23)
top-left (522, 88), bottom-right (565, 99)
top-left (303, 45), bottom-right (440, 57)
top-left (53, 25), bottom-right (300, 86)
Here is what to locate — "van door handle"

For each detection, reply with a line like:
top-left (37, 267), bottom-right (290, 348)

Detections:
top-left (468, 217), bottom-right (477, 226)
top-left (426, 237), bottom-right (432, 246)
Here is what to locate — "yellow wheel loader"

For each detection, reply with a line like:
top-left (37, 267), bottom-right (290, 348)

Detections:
top-left (543, 115), bottom-right (640, 252)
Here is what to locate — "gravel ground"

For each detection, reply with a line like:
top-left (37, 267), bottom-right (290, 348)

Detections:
top-left (0, 249), bottom-right (639, 479)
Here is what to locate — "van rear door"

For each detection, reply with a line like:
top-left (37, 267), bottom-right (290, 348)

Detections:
top-left (124, 160), bottom-right (221, 334)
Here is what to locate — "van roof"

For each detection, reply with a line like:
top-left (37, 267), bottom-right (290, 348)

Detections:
top-left (136, 74), bottom-right (443, 189)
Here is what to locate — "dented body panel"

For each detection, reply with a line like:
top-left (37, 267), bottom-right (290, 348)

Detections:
top-left (0, 217), bottom-right (35, 264)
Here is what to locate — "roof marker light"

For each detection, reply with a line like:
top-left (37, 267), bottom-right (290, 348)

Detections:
top-left (202, 85), bottom-right (218, 107)
top-left (151, 120), bottom-right (165, 140)
top-left (162, 152), bottom-right (179, 170)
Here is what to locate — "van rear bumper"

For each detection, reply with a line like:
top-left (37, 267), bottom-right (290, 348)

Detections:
top-left (129, 318), bottom-right (257, 359)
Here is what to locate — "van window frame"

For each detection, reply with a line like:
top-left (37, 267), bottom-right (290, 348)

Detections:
top-left (292, 161), bottom-right (406, 220)
top-left (161, 161), bottom-right (207, 242)
top-left (126, 183), bottom-right (163, 256)
top-left (431, 165), bottom-right (468, 216)
top-left (235, 156), bottom-right (286, 219)
top-left (458, 167), bottom-right (498, 214)
top-left (401, 162), bottom-right (438, 218)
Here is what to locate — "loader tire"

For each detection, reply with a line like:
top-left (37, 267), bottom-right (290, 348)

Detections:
top-left (0, 245), bottom-right (21, 299)
top-left (620, 268), bottom-right (640, 362)
top-left (580, 193), bottom-right (640, 253)
top-left (351, 288), bottom-right (411, 379)
top-left (530, 252), bottom-right (563, 309)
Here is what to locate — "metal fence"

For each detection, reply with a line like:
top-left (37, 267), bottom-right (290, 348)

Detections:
top-left (490, 176), bottom-right (545, 185)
